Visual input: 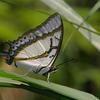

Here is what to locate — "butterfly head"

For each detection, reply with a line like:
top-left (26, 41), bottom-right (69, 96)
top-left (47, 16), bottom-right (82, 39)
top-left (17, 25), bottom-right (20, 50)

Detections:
top-left (0, 41), bottom-right (14, 65)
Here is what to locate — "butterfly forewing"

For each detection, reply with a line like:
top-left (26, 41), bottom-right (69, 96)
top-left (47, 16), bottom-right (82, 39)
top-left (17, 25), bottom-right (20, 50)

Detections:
top-left (7, 13), bottom-right (63, 75)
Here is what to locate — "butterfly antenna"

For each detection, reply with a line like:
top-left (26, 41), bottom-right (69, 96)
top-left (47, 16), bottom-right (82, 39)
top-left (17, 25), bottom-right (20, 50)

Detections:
top-left (55, 57), bottom-right (77, 67)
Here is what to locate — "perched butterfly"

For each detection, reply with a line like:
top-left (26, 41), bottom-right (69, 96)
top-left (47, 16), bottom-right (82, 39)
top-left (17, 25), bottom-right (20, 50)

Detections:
top-left (1, 13), bottom-right (63, 76)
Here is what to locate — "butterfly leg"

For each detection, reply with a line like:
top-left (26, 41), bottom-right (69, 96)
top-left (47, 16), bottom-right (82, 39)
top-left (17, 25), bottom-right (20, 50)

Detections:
top-left (14, 61), bottom-right (18, 67)
top-left (47, 73), bottom-right (50, 83)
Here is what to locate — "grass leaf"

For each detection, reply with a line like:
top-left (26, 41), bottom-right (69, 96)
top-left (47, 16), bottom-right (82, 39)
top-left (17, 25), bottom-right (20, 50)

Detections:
top-left (41, 0), bottom-right (100, 51)
top-left (0, 70), bottom-right (99, 100)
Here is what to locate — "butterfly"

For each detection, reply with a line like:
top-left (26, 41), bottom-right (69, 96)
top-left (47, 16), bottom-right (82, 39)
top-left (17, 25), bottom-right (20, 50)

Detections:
top-left (1, 13), bottom-right (63, 76)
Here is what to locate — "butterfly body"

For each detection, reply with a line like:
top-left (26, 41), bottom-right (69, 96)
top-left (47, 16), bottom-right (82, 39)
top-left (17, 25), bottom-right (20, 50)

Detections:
top-left (3, 13), bottom-right (63, 75)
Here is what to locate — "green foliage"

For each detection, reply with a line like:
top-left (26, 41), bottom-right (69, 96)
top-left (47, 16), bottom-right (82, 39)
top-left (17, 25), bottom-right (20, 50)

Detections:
top-left (0, 70), bottom-right (99, 100)
top-left (0, 0), bottom-right (100, 100)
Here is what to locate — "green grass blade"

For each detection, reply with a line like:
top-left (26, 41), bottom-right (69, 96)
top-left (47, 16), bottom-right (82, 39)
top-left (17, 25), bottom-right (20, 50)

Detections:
top-left (0, 70), bottom-right (99, 100)
top-left (89, 0), bottom-right (100, 17)
top-left (41, 0), bottom-right (100, 51)
top-left (84, 0), bottom-right (100, 22)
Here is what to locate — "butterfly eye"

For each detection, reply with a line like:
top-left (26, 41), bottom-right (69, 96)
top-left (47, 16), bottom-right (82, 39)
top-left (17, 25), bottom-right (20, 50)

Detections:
top-left (9, 51), bottom-right (14, 56)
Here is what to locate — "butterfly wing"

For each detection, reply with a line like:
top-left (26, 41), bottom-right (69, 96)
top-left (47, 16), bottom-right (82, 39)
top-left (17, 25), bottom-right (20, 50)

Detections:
top-left (8, 13), bottom-right (63, 75)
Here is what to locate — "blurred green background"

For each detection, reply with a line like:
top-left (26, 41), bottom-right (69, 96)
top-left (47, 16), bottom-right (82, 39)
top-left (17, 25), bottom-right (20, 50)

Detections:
top-left (0, 0), bottom-right (100, 100)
